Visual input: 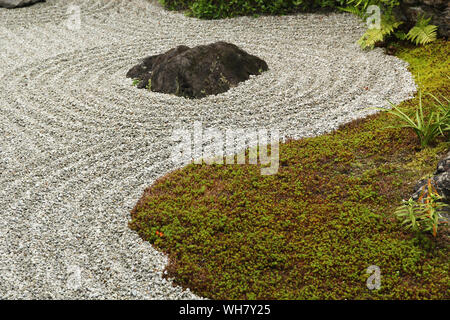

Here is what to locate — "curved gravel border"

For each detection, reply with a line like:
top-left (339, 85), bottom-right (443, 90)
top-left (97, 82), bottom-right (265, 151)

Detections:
top-left (0, 0), bottom-right (416, 299)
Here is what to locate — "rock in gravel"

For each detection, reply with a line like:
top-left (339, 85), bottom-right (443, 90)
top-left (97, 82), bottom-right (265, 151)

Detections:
top-left (0, 0), bottom-right (44, 8)
top-left (126, 41), bottom-right (269, 98)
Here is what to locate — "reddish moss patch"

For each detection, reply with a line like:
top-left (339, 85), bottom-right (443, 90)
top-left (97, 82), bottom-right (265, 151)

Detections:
top-left (130, 40), bottom-right (449, 300)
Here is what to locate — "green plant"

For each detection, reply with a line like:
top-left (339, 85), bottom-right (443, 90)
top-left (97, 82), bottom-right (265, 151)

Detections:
top-left (354, 7), bottom-right (438, 49)
top-left (339, 4), bottom-right (367, 18)
top-left (132, 78), bottom-right (140, 86)
top-left (146, 79), bottom-right (152, 90)
top-left (357, 10), bottom-right (402, 49)
top-left (395, 179), bottom-right (448, 237)
top-left (381, 92), bottom-right (449, 148)
top-left (406, 15), bottom-right (438, 46)
top-left (429, 92), bottom-right (450, 134)
top-left (339, 0), bottom-right (398, 19)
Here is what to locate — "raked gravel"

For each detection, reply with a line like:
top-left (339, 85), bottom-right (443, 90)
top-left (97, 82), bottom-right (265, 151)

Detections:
top-left (0, 0), bottom-right (416, 299)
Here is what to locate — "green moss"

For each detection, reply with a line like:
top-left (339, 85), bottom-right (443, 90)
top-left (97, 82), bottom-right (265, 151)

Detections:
top-left (404, 143), bottom-right (449, 174)
top-left (129, 40), bottom-right (450, 299)
top-left (396, 41), bottom-right (450, 93)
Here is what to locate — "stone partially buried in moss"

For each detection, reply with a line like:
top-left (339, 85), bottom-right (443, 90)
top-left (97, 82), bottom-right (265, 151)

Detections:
top-left (126, 41), bottom-right (269, 99)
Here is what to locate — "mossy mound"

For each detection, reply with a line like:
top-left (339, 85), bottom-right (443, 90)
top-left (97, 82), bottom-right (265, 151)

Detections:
top-left (130, 40), bottom-right (450, 299)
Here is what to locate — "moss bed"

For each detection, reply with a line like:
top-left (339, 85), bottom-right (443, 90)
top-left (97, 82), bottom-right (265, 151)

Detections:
top-left (130, 40), bottom-right (449, 300)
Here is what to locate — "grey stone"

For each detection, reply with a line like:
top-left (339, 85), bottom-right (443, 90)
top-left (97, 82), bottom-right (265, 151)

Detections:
top-left (127, 42), bottom-right (268, 99)
top-left (422, 0), bottom-right (447, 6)
top-left (0, 0), bottom-right (44, 8)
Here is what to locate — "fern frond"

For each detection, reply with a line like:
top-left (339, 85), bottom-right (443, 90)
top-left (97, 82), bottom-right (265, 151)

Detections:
top-left (338, 6), bottom-right (364, 18)
top-left (394, 30), bottom-right (407, 40)
top-left (358, 13), bottom-right (402, 49)
top-left (406, 15), bottom-right (437, 45)
top-left (358, 28), bottom-right (385, 49)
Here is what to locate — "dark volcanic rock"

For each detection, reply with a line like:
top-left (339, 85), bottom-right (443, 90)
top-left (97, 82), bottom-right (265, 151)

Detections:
top-left (126, 42), bottom-right (268, 99)
top-left (0, 0), bottom-right (44, 8)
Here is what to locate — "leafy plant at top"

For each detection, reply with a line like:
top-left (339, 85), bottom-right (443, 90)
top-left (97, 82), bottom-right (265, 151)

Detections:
top-left (340, 0), bottom-right (399, 20)
top-left (339, 5), bottom-right (367, 18)
top-left (352, 5), bottom-right (438, 49)
top-left (357, 10), bottom-right (402, 49)
top-left (406, 15), bottom-right (438, 46)
top-left (159, 0), bottom-right (400, 19)
top-left (381, 92), bottom-right (450, 148)
top-left (395, 179), bottom-right (448, 237)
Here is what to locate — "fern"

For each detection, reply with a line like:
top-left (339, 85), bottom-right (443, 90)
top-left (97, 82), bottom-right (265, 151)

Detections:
top-left (358, 28), bottom-right (384, 49)
top-left (339, 0), bottom-right (372, 19)
top-left (406, 15), bottom-right (437, 46)
top-left (358, 12), bottom-right (402, 49)
top-left (394, 30), bottom-right (407, 40)
top-left (339, 6), bottom-right (365, 18)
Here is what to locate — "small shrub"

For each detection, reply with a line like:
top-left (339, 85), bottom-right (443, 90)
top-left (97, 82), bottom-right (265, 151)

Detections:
top-left (395, 179), bottom-right (448, 237)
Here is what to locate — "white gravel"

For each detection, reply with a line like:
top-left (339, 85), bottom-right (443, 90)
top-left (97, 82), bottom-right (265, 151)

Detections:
top-left (0, 0), bottom-right (416, 299)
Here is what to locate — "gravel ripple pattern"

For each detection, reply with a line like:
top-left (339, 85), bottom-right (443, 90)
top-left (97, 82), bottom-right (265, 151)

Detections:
top-left (0, 0), bottom-right (416, 299)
